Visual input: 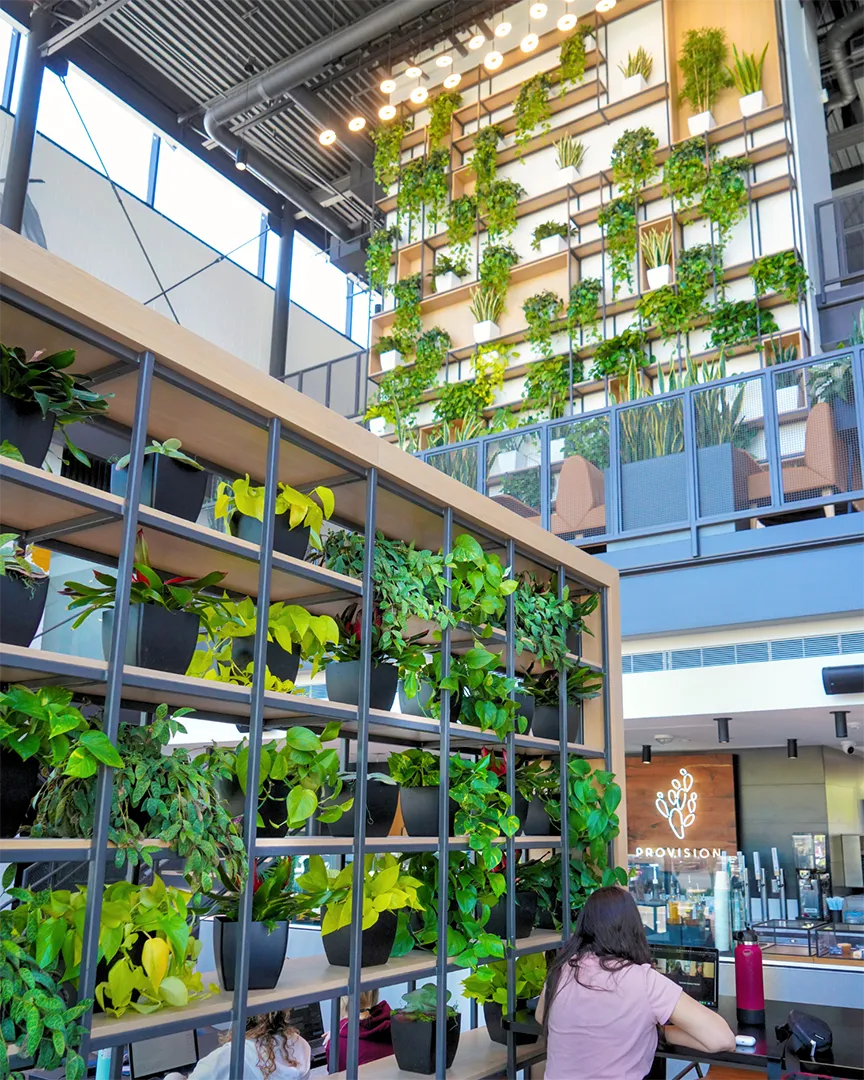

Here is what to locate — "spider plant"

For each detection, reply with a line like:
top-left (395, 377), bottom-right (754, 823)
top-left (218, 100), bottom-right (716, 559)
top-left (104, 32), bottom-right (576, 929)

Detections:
top-left (619, 47), bottom-right (653, 81)
top-left (640, 227), bottom-right (672, 270)
top-left (726, 42), bottom-right (768, 96)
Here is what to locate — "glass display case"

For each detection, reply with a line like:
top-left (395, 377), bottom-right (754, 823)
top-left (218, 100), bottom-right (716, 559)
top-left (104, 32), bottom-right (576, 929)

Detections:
top-left (753, 918), bottom-right (827, 956)
top-left (815, 923), bottom-right (864, 961)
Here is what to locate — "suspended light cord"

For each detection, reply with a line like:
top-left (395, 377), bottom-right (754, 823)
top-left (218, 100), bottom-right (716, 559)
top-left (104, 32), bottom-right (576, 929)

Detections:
top-left (60, 76), bottom-right (181, 324)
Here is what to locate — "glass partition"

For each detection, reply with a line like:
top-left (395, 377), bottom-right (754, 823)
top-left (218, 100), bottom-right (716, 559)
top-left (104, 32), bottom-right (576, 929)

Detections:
top-left (618, 397), bottom-right (687, 531)
top-left (425, 443), bottom-right (479, 489)
top-left (548, 414), bottom-right (610, 539)
top-left (694, 377), bottom-right (767, 517)
top-left (486, 429), bottom-right (542, 521)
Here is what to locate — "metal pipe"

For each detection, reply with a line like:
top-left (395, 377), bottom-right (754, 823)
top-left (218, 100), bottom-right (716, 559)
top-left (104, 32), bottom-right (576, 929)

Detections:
top-left (825, 10), bottom-right (862, 112)
top-left (0, 4), bottom-right (50, 233)
top-left (269, 201), bottom-right (295, 378)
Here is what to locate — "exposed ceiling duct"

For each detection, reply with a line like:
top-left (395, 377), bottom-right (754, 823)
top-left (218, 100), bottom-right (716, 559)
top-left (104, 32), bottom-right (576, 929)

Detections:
top-left (825, 8), bottom-right (864, 111)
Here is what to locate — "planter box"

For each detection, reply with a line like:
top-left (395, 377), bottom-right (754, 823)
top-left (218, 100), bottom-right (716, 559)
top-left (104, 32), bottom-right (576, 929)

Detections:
top-left (559, 165), bottom-right (581, 185)
top-left (0, 750), bottom-right (40, 838)
top-left (646, 264), bottom-right (672, 290)
top-left (325, 660), bottom-right (398, 711)
top-left (110, 455), bottom-right (207, 522)
top-left (322, 908), bottom-right (397, 967)
top-left (102, 604), bottom-right (200, 674)
top-left (231, 637), bottom-right (300, 684)
top-left (392, 1013), bottom-right (461, 1074)
top-left (538, 234), bottom-right (568, 257)
top-left (323, 777), bottom-right (400, 838)
top-left (0, 573), bottom-right (47, 647)
top-left (473, 320), bottom-right (499, 344)
top-left (379, 349), bottom-right (401, 371)
top-left (697, 444), bottom-right (759, 517)
top-left (0, 393), bottom-right (54, 468)
top-left (739, 90), bottom-right (766, 117)
top-left (400, 786), bottom-right (457, 836)
top-left (621, 453), bottom-right (688, 531)
top-left (434, 272), bottom-right (462, 293)
top-left (621, 73), bottom-right (647, 97)
top-left (484, 1002), bottom-right (539, 1046)
top-left (236, 514), bottom-right (310, 561)
top-left (687, 110), bottom-right (716, 136)
top-left (524, 796), bottom-right (558, 836)
top-left (213, 918), bottom-right (288, 991)
top-left (532, 704), bottom-right (580, 743)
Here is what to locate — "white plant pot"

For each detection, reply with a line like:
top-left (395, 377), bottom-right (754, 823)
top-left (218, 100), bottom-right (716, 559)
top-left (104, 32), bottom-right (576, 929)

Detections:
top-left (687, 110), bottom-right (716, 136)
top-left (621, 73), bottom-right (647, 97)
top-left (775, 384), bottom-right (801, 415)
top-left (538, 234), bottom-right (568, 257)
top-left (584, 34), bottom-right (595, 52)
top-left (559, 165), bottom-right (581, 185)
top-left (434, 272), bottom-right (462, 293)
top-left (473, 320), bottom-right (500, 344)
top-left (646, 264), bottom-right (672, 290)
top-left (369, 416), bottom-right (388, 437)
top-left (379, 349), bottom-right (401, 371)
top-left (739, 90), bottom-right (766, 117)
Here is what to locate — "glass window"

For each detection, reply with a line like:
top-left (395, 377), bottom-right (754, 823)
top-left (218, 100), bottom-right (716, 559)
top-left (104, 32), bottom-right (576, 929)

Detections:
top-left (289, 232), bottom-right (348, 332)
top-left (263, 227), bottom-right (280, 287)
top-left (349, 281), bottom-right (374, 347)
top-left (154, 141), bottom-right (264, 273)
top-left (0, 15), bottom-right (15, 105)
top-left (36, 66), bottom-right (152, 201)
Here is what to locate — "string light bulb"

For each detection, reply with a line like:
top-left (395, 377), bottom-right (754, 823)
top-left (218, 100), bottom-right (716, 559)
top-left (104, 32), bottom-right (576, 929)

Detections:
top-left (378, 104), bottom-right (397, 120)
top-left (348, 116), bottom-right (366, 131)
top-left (469, 33), bottom-right (485, 49)
top-left (558, 13), bottom-right (577, 30)
top-left (595, 0), bottom-right (616, 10)
top-left (380, 78), bottom-right (396, 93)
top-left (443, 72), bottom-right (462, 88)
top-left (529, 2), bottom-right (548, 16)
top-left (436, 54), bottom-right (453, 67)
top-left (484, 50), bottom-right (503, 70)
top-left (520, 32), bottom-right (539, 52)
top-left (410, 86), bottom-right (429, 104)
top-left (319, 129), bottom-right (336, 146)
top-left (405, 65), bottom-right (422, 78)
top-left (495, 21), bottom-right (511, 36)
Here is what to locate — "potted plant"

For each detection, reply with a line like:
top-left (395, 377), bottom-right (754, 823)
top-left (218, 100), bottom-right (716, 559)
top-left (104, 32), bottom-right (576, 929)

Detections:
top-left (469, 286), bottom-right (504, 344)
top-left (371, 118), bottom-right (410, 189)
top-left (662, 137), bottom-right (710, 210)
top-left (678, 27), bottom-right (734, 135)
top-left (0, 344), bottom-right (110, 468)
top-left (296, 853), bottom-right (424, 967)
top-left (554, 134), bottom-right (586, 185)
top-left (446, 194), bottom-right (478, 269)
top-left (391, 984), bottom-right (461, 1074)
top-left (321, 768), bottom-right (399, 838)
top-left (524, 290), bottom-right (564, 361)
top-left (1, 684), bottom-right (124, 839)
top-left (727, 42), bottom-right (769, 117)
top-left (513, 73), bottom-right (551, 157)
top-left (214, 475), bottom-right (334, 559)
top-left (62, 531), bottom-right (227, 675)
top-left (641, 226), bottom-right (673, 290)
top-left (521, 663), bottom-right (603, 742)
top-left (200, 857), bottom-right (297, 990)
top-left (325, 602), bottom-right (423, 710)
top-left (610, 127), bottom-right (659, 201)
top-left (0, 532), bottom-right (48, 647)
top-left (111, 438), bottom-right (207, 522)
top-left (375, 335), bottom-right (402, 372)
top-left (431, 253), bottom-right (470, 294)
top-left (559, 24), bottom-right (595, 91)
top-left (700, 154), bottom-right (752, 247)
top-left (749, 250), bottom-right (809, 303)
top-left (483, 178), bottom-right (526, 240)
top-left (531, 222), bottom-right (575, 257)
top-left (619, 47), bottom-right (652, 96)
top-left (462, 953), bottom-right (545, 1045)
top-left (388, 748), bottom-right (455, 835)
top-left (32, 703), bottom-right (245, 892)
top-left (471, 124), bottom-right (503, 196)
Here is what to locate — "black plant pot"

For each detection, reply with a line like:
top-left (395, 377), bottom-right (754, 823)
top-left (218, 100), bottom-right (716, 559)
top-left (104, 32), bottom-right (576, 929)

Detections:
top-left (513, 791), bottom-right (529, 835)
top-left (110, 455), bottom-right (208, 522)
top-left (325, 660), bottom-right (398, 711)
top-left (0, 573), bottom-right (48, 647)
top-left (531, 704), bottom-right (580, 743)
top-left (102, 605), bottom-right (200, 674)
top-left (322, 909), bottom-right (397, 968)
top-left (0, 393), bottom-right (54, 468)
top-left (236, 514), bottom-right (310, 561)
top-left (213, 918), bottom-right (289, 991)
top-left (213, 774), bottom-right (291, 836)
top-left (515, 692), bottom-right (534, 730)
top-left (323, 778), bottom-right (400, 838)
top-left (0, 751), bottom-right (41, 838)
top-left (484, 1001), bottom-right (539, 1046)
top-left (524, 797), bottom-right (558, 836)
top-left (485, 891), bottom-right (537, 940)
top-left (231, 637), bottom-right (301, 684)
top-left (397, 680), bottom-right (463, 722)
top-left (392, 1013), bottom-right (461, 1074)
top-left (566, 626), bottom-right (581, 656)
top-left (400, 786), bottom-right (457, 837)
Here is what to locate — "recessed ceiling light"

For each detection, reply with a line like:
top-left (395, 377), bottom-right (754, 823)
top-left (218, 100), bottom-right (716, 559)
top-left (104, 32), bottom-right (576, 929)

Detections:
top-left (520, 33), bottom-right (539, 52)
top-left (530, 3), bottom-right (548, 17)
top-left (469, 33), bottom-right (485, 49)
top-left (595, 0), bottom-right (616, 10)
top-left (378, 104), bottom-right (397, 120)
top-left (484, 50), bottom-right (503, 70)
top-left (436, 55), bottom-right (453, 67)
top-left (348, 116), bottom-right (366, 131)
top-left (410, 86), bottom-right (429, 104)
top-left (443, 72), bottom-right (462, 89)
top-left (380, 78), bottom-right (396, 94)
top-left (495, 21), bottom-right (511, 37)
top-left (319, 129), bottom-right (336, 146)
top-left (558, 13), bottom-right (577, 30)
top-left (405, 65), bottom-right (422, 78)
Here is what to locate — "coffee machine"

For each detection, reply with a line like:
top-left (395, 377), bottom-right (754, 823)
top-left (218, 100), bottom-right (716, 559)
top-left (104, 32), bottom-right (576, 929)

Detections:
top-left (792, 833), bottom-right (831, 919)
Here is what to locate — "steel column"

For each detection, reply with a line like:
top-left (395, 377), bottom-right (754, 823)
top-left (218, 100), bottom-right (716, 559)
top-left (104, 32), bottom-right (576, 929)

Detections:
top-left (557, 565), bottom-right (571, 939)
top-left (227, 414), bottom-right (282, 1076)
top-left (435, 507), bottom-right (453, 1078)
top-left (0, 3), bottom-right (50, 233)
top-left (504, 539), bottom-right (517, 1080)
top-left (76, 351), bottom-right (153, 1058)
top-left (269, 202), bottom-right (295, 379)
top-left (600, 588), bottom-right (614, 871)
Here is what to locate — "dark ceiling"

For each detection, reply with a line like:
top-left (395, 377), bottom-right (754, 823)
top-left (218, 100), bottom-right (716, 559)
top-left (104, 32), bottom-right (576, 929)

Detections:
top-left (808, 0), bottom-right (864, 188)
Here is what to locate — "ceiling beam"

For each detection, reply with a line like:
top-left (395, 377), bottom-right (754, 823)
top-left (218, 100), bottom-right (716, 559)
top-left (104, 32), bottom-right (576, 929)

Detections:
top-left (41, 0), bottom-right (131, 57)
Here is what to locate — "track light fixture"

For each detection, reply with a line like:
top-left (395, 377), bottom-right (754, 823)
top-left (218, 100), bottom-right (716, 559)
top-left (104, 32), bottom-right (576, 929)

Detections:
top-left (834, 710), bottom-right (849, 739)
top-left (469, 33), bottom-right (485, 49)
top-left (521, 32), bottom-right (539, 52)
top-left (558, 13), bottom-right (577, 30)
top-left (378, 104), bottom-right (397, 120)
top-left (716, 717), bottom-right (731, 744)
top-left (641, 744), bottom-right (652, 764)
top-left (410, 86), bottom-right (429, 104)
top-left (443, 72), bottom-right (462, 88)
top-left (233, 145), bottom-right (247, 171)
top-left (348, 116), bottom-right (366, 132)
top-left (484, 50), bottom-right (503, 70)
top-left (405, 65), bottom-right (422, 78)
top-left (318, 129), bottom-right (336, 146)
top-left (787, 739), bottom-right (798, 759)
top-left (380, 78), bottom-right (396, 93)
top-left (495, 21), bottom-right (512, 37)
top-left (530, 2), bottom-right (548, 16)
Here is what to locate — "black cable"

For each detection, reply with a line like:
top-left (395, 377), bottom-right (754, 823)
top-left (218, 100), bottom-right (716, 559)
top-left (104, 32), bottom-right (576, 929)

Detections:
top-left (142, 225), bottom-right (268, 306)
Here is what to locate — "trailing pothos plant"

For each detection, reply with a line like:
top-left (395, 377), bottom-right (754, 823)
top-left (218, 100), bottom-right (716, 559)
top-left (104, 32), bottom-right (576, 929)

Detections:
top-left (708, 299), bottom-right (778, 356)
top-left (447, 194), bottom-right (478, 266)
top-left (523, 357), bottom-right (573, 420)
top-left (397, 156), bottom-right (426, 242)
top-left (422, 645), bottom-right (523, 740)
top-left (701, 154), bottom-right (752, 247)
top-left (392, 273), bottom-right (424, 355)
top-left (514, 73), bottom-right (551, 157)
top-left (428, 89), bottom-right (463, 150)
top-left (483, 178), bottom-right (526, 240)
top-left (598, 198), bottom-right (637, 297)
top-left (478, 242), bottom-right (519, 306)
top-left (559, 24), bottom-right (594, 92)
top-left (365, 225), bottom-right (400, 295)
top-left (590, 325), bottom-right (647, 380)
top-left (749, 250), bottom-right (809, 303)
top-left (371, 118), bottom-right (410, 187)
top-left (31, 705), bottom-right (246, 893)
top-left (445, 532), bottom-right (517, 632)
top-left (471, 124), bottom-right (503, 195)
top-left (215, 477), bottom-right (335, 551)
top-left (610, 126), bottom-right (659, 201)
top-left (638, 241), bottom-right (718, 342)
top-left (524, 289), bottom-right (564, 360)
top-left (0, 532), bottom-right (46, 595)
top-left (567, 277), bottom-right (603, 340)
top-left (662, 137), bottom-right (709, 210)
top-left (514, 574), bottom-right (598, 668)
top-left (423, 148), bottom-right (450, 231)
top-left (462, 952), bottom-right (546, 1004)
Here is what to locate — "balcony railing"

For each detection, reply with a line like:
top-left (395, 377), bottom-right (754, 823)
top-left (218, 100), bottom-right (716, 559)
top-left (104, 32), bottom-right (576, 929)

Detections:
top-left (279, 350), bottom-right (374, 420)
top-left (415, 347), bottom-right (864, 550)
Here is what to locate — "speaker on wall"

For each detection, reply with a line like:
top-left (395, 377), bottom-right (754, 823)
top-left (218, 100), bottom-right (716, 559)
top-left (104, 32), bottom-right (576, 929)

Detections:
top-left (822, 665), bottom-right (864, 695)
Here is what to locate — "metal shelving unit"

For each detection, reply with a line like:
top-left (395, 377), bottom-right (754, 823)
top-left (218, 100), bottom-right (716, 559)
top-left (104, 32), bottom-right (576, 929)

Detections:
top-left (0, 228), bottom-right (625, 1079)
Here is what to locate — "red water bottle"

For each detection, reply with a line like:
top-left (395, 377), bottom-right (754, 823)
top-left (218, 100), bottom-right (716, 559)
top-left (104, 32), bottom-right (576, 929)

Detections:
top-left (735, 928), bottom-right (765, 1024)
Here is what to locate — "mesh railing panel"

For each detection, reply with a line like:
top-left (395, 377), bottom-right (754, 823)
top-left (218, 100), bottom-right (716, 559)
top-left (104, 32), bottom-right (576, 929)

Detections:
top-left (548, 415), bottom-right (610, 538)
top-left (618, 398), bottom-right (687, 530)
top-left (693, 377), bottom-right (766, 516)
top-left (425, 444), bottom-right (479, 490)
top-left (486, 430), bottom-right (542, 519)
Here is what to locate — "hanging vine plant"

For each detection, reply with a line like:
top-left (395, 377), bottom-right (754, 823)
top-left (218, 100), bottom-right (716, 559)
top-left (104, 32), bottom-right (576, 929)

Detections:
top-left (423, 148), bottom-right (450, 231)
top-left (472, 124), bottom-right (503, 195)
top-left (610, 126), bottom-right (659, 201)
top-left (559, 26), bottom-right (593, 93)
top-left (478, 242), bottom-right (519, 296)
top-left (523, 289), bottom-right (564, 360)
top-left (365, 225), bottom-right (401, 295)
top-left (662, 137), bottom-right (710, 210)
top-left (749, 250), bottom-right (809, 302)
top-left (371, 119), bottom-right (410, 188)
top-left (708, 299), bottom-right (778, 355)
top-left (590, 326), bottom-right (647, 380)
top-left (447, 194), bottom-right (478, 265)
top-left (523, 357), bottom-right (574, 419)
top-left (392, 273), bottom-right (423, 354)
top-left (433, 348), bottom-right (506, 429)
top-left (700, 155), bottom-right (752, 247)
top-left (428, 89), bottom-right (463, 150)
top-left (567, 278), bottom-right (603, 339)
top-left (483, 178), bottom-right (526, 239)
top-left (514, 73), bottom-right (551, 157)
top-left (598, 198), bottom-right (637, 298)
top-left (415, 327), bottom-right (452, 370)
top-left (397, 156), bottom-right (426, 241)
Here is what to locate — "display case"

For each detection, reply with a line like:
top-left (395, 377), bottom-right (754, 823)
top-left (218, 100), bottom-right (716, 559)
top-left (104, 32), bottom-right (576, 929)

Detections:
top-left (629, 854), bottom-right (736, 953)
top-left (815, 923), bottom-right (864, 961)
top-left (754, 918), bottom-right (827, 956)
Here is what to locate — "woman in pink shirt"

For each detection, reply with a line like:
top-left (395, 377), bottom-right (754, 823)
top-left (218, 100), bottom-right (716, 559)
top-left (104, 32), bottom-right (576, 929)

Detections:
top-left (538, 886), bottom-right (735, 1080)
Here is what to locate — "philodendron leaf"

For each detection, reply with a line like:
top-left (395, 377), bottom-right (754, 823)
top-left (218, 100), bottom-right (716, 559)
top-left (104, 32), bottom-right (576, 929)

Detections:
top-left (286, 786), bottom-right (317, 827)
top-left (141, 937), bottom-right (170, 991)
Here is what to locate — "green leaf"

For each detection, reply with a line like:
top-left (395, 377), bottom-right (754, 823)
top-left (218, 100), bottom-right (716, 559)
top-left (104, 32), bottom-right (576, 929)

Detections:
top-left (76, 730), bottom-right (124, 767)
top-left (283, 727), bottom-right (322, 753)
top-left (286, 786), bottom-right (317, 827)
top-left (64, 747), bottom-right (99, 778)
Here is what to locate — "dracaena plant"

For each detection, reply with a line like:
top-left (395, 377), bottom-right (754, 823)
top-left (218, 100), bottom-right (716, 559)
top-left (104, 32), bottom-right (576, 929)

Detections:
top-left (469, 285), bottom-right (504, 325)
top-left (327, 601), bottom-right (426, 667)
top-left (610, 127), bottom-right (659, 201)
top-left (598, 198), bottom-right (637, 298)
top-left (214, 477), bottom-right (335, 552)
top-left (31, 704), bottom-right (245, 892)
top-left (0, 531), bottom-right (47, 594)
top-left (640, 225), bottom-right (672, 271)
top-left (62, 530), bottom-right (228, 628)
top-left (0, 344), bottom-right (111, 465)
top-left (196, 857), bottom-right (301, 929)
top-left (113, 438), bottom-right (202, 472)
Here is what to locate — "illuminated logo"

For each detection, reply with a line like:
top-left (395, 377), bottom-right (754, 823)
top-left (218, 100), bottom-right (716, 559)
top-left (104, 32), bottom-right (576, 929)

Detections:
top-left (655, 767), bottom-right (697, 840)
